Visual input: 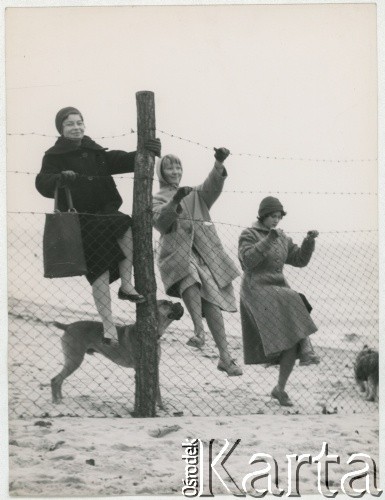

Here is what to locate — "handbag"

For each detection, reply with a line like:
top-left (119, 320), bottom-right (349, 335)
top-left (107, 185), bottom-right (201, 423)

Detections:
top-left (43, 183), bottom-right (88, 278)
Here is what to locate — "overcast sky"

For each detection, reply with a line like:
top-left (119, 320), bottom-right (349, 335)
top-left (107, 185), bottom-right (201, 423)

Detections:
top-left (5, 3), bottom-right (378, 234)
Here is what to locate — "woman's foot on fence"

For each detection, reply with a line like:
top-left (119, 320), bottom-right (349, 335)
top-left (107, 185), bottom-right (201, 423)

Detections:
top-left (187, 333), bottom-right (205, 348)
top-left (271, 386), bottom-right (293, 406)
top-left (217, 358), bottom-right (243, 377)
top-left (102, 325), bottom-right (120, 346)
top-left (118, 286), bottom-right (146, 304)
top-left (102, 337), bottom-right (120, 347)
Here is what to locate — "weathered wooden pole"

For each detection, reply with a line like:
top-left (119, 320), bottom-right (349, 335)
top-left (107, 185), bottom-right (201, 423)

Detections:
top-left (132, 91), bottom-right (158, 417)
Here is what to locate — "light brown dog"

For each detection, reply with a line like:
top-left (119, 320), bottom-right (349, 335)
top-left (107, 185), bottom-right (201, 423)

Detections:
top-left (51, 300), bottom-right (184, 406)
top-left (354, 345), bottom-right (379, 402)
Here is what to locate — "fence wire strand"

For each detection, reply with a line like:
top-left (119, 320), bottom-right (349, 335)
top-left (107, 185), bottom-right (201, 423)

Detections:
top-left (6, 127), bottom-right (377, 163)
top-left (6, 171), bottom-right (378, 196)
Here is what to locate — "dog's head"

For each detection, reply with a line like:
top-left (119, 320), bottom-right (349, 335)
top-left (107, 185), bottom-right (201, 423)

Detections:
top-left (357, 344), bottom-right (378, 360)
top-left (156, 300), bottom-right (184, 338)
top-left (355, 344), bottom-right (379, 378)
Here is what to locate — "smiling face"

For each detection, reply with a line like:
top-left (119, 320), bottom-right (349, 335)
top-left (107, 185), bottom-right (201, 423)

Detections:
top-left (161, 156), bottom-right (183, 186)
top-left (62, 114), bottom-right (85, 141)
top-left (262, 211), bottom-right (283, 230)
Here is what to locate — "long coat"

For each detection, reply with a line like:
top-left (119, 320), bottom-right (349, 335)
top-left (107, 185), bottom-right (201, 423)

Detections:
top-left (36, 135), bottom-right (136, 284)
top-left (153, 160), bottom-right (240, 297)
top-left (238, 221), bottom-right (318, 364)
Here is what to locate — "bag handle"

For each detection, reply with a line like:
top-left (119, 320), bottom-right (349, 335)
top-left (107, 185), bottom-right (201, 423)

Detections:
top-left (54, 182), bottom-right (77, 213)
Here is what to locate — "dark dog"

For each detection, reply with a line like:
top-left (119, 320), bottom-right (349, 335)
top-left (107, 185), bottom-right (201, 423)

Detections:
top-left (51, 300), bottom-right (184, 406)
top-left (354, 345), bottom-right (379, 402)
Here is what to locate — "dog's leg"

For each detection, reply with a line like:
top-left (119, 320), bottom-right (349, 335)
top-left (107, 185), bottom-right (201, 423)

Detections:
top-left (51, 337), bottom-right (86, 403)
top-left (356, 379), bottom-right (366, 393)
top-left (156, 381), bottom-right (164, 410)
top-left (155, 343), bottom-right (164, 410)
top-left (366, 375), bottom-right (376, 402)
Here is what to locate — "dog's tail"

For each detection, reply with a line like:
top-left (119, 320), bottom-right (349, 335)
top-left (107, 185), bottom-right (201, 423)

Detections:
top-left (53, 321), bottom-right (68, 331)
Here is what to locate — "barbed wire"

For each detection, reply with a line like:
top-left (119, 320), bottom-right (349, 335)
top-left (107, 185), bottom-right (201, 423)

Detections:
top-left (6, 171), bottom-right (378, 196)
top-left (6, 130), bottom-right (136, 139)
top-left (156, 129), bottom-right (378, 163)
top-left (6, 128), bottom-right (377, 163)
top-left (7, 132), bottom-right (60, 138)
top-left (6, 210), bottom-right (378, 234)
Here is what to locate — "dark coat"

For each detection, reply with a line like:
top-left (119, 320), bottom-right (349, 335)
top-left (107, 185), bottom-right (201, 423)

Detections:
top-left (238, 221), bottom-right (318, 364)
top-left (36, 135), bottom-right (136, 285)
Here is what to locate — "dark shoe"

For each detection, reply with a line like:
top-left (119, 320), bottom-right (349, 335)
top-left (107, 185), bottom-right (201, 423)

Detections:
top-left (118, 287), bottom-right (146, 303)
top-left (101, 337), bottom-right (120, 348)
top-left (217, 359), bottom-right (243, 376)
top-left (299, 354), bottom-right (320, 366)
top-left (271, 387), bottom-right (293, 407)
top-left (186, 335), bottom-right (205, 348)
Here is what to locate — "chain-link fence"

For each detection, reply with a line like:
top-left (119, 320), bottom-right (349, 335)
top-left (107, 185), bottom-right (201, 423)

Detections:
top-left (8, 211), bottom-right (378, 418)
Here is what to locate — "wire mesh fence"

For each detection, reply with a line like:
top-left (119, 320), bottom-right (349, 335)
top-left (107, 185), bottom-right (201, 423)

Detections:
top-left (7, 210), bottom-right (378, 418)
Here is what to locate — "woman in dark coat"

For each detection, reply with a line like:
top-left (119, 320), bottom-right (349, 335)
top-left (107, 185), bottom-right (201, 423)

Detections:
top-left (36, 107), bottom-right (161, 343)
top-left (238, 197), bottom-right (319, 406)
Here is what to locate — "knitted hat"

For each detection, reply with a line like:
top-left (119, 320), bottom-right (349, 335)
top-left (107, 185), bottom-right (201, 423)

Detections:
top-left (258, 196), bottom-right (287, 218)
top-left (55, 107), bottom-right (83, 134)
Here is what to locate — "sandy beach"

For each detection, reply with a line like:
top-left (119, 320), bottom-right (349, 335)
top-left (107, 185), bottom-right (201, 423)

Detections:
top-left (8, 412), bottom-right (379, 497)
top-left (7, 305), bottom-right (380, 497)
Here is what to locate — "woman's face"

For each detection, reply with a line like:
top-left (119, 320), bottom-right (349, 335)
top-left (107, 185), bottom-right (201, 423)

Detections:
top-left (62, 114), bottom-right (85, 141)
top-left (262, 211), bottom-right (282, 229)
top-left (161, 157), bottom-right (183, 186)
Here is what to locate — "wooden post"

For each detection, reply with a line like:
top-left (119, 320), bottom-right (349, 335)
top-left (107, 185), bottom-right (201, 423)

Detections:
top-left (132, 91), bottom-right (158, 417)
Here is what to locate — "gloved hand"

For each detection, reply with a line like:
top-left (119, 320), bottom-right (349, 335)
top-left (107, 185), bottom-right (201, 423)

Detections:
top-left (144, 138), bottom-right (161, 157)
top-left (60, 170), bottom-right (78, 185)
top-left (173, 186), bottom-right (193, 203)
top-left (268, 228), bottom-right (284, 239)
top-left (214, 147), bottom-right (230, 163)
top-left (307, 230), bottom-right (319, 239)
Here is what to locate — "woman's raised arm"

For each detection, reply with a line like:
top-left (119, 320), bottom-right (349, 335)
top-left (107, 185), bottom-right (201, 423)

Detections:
top-left (197, 147), bottom-right (230, 209)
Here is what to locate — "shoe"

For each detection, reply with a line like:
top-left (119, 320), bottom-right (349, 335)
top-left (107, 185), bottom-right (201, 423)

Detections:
top-left (101, 337), bottom-right (119, 348)
top-left (118, 287), bottom-right (146, 303)
top-left (299, 354), bottom-right (320, 366)
top-left (217, 359), bottom-right (243, 377)
top-left (271, 387), bottom-right (293, 407)
top-left (186, 335), bottom-right (205, 348)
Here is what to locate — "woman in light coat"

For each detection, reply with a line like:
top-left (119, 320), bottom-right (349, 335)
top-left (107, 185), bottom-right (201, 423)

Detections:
top-left (238, 197), bottom-right (319, 405)
top-left (153, 147), bottom-right (242, 376)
